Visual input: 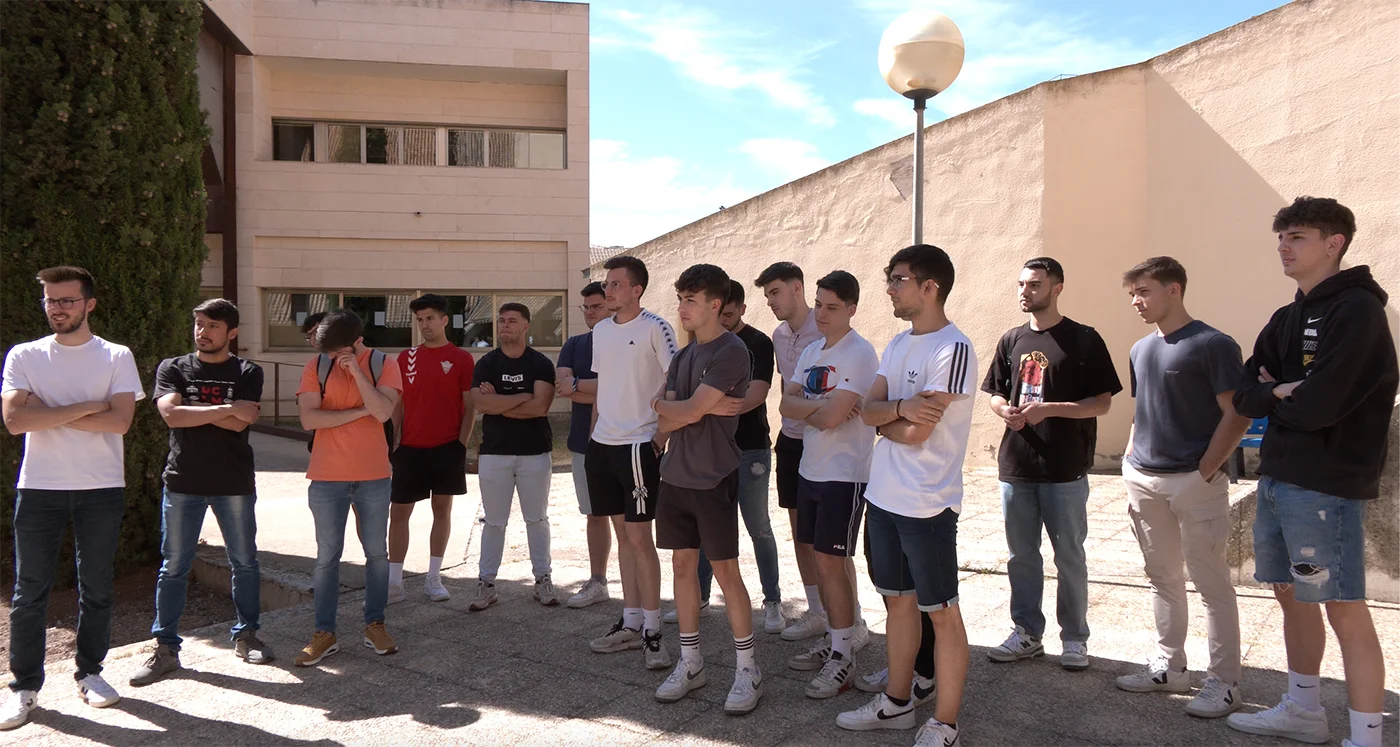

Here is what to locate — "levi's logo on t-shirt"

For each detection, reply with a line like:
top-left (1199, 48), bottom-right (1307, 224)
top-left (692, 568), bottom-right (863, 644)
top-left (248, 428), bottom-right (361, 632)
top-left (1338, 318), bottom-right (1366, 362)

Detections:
top-left (502, 373), bottom-right (524, 383)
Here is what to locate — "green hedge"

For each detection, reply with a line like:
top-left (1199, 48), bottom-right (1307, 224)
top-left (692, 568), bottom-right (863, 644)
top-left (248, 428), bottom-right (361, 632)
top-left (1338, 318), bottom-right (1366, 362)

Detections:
top-left (1, 0), bottom-right (209, 586)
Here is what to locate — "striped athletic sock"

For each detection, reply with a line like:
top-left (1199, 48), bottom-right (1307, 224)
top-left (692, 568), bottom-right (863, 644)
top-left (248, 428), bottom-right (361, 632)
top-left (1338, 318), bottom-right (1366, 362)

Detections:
top-left (734, 633), bottom-right (756, 670)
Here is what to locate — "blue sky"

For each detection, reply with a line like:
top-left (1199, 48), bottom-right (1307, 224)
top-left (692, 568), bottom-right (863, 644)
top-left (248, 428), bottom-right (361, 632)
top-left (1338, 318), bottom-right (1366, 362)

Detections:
top-left (587, 0), bottom-right (1287, 248)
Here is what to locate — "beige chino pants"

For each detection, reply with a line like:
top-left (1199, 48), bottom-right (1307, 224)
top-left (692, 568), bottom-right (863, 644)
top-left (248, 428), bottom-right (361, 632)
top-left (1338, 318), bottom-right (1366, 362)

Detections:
top-left (1122, 461), bottom-right (1241, 684)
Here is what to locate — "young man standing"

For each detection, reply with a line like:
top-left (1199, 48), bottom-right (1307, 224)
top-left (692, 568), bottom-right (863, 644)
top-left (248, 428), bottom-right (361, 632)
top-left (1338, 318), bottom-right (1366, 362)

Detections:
top-left (131, 299), bottom-right (272, 687)
top-left (293, 310), bottom-right (402, 667)
top-left (387, 294), bottom-right (475, 604)
top-left (836, 245), bottom-right (975, 747)
top-left (1227, 197), bottom-right (1397, 747)
top-left (586, 255), bottom-right (678, 669)
top-left (779, 271), bottom-right (879, 698)
top-left (651, 264), bottom-right (761, 714)
top-left (470, 303), bottom-right (558, 609)
top-left (558, 281), bottom-right (612, 609)
top-left (755, 261), bottom-right (828, 642)
top-left (1116, 256), bottom-right (1251, 718)
top-left (980, 258), bottom-right (1121, 671)
top-left (2, 266), bottom-right (143, 729)
top-left (666, 280), bottom-right (784, 632)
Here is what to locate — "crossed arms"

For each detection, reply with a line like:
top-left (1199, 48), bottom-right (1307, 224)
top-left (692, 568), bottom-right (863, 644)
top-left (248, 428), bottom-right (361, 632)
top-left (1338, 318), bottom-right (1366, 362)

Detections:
top-left (2, 390), bottom-right (137, 435)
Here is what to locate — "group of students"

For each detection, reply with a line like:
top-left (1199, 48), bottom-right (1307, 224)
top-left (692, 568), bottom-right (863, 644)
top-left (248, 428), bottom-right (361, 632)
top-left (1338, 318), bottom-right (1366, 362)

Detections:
top-left (1, 195), bottom-right (1394, 747)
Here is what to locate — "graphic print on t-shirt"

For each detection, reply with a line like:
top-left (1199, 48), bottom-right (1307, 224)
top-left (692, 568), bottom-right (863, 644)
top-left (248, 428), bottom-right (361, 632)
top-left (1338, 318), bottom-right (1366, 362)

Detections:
top-left (803, 365), bottom-right (837, 397)
top-left (1016, 351), bottom-right (1048, 405)
top-left (184, 379), bottom-right (236, 405)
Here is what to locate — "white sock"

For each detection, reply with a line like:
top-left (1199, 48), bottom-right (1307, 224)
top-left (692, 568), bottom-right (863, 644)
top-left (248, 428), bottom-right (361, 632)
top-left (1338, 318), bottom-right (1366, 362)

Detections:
top-left (643, 608), bottom-right (662, 635)
top-left (622, 607), bottom-right (644, 631)
top-left (680, 631), bottom-right (702, 671)
top-left (389, 562), bottom-right (404, 587)
top-left (804, 585), bottom-right (825, 617)
top-left (734, 633), bottom-right (756, 671)
top-left (831, 625), bottom-right (855, 658)
top-left (1288, 670), bottom-right (1322, 711)
top-left (427, 556), bottom-right (444, 582)
top-left (1349, 708), bottom-right (1383, 747)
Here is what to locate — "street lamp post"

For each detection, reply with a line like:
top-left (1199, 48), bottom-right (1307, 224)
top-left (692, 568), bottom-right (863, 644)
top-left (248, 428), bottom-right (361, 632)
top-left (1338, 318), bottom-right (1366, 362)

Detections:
top-left (878, 11), bottom-right (965, 244)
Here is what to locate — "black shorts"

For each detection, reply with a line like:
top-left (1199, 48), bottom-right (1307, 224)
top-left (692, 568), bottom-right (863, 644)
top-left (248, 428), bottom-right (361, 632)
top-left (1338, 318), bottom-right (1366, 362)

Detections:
top-left (775, 433), bottom-right (803, 510)
top-left (655, 472), bottom-right (740, 560)
top-left (795, 477), bottom-right (866, 557)
top-left (865, 503), bottom-right (960, 611)
top-left (584, 439), bottom-right (660, 522)
top-left (390, 441), bottom-right (467, 503)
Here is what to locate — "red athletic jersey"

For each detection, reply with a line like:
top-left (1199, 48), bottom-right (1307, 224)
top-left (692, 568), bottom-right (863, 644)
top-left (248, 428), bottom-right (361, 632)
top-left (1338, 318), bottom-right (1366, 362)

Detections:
top-left (399, 343), bottom-right (475, 448)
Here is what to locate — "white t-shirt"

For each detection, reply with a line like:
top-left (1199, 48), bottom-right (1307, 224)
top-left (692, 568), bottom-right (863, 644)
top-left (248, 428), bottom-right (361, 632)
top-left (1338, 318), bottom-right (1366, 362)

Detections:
top-left (866, 324), bottom-right (978, 518)
top-left (590, 310), bottom-right (678, 445)
top-left (2, 335), bottom-right (146, 490)
top-left (772, 310), bottom-right (823, 440)
top-left (791, 330), bottom-right (879, 483)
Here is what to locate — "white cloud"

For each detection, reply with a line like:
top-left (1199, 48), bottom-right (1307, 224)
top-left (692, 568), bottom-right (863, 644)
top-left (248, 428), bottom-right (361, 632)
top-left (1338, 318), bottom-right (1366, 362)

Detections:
top-left (590, 140), bottom-right (759, 248)
top-left (852, 0), bottom-right (1158, 120)
top-left (735, 138), bottom-right (831, 183)
top-left (599, 7), bottom-right (838, 128)
top-left (852, 97), bottom-right (914, 130)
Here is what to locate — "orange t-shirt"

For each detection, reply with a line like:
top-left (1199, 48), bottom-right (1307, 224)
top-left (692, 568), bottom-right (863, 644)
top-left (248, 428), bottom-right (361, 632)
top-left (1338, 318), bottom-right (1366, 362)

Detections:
top-left (297, 349), bottom-right (403, 482)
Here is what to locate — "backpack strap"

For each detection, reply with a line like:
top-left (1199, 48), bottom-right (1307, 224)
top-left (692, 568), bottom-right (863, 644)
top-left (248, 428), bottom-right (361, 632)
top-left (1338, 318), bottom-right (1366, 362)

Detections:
top-left (368, 349), bottom-right (386, 386)
top-left (316, 354), bottom-right (335, 397)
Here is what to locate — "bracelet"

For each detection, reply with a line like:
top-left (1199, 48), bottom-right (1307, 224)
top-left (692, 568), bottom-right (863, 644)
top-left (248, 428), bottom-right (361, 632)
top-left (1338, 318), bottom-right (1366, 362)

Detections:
top-left (895, 400), bottom-right (902, 419)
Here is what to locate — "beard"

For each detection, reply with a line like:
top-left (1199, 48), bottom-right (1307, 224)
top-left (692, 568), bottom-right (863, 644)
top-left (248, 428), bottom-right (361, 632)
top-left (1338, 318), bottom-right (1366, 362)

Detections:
top-left (47, 307), bottom-right (86, 334)
top-left (892, 298), bottom-right (922, 321)
top-left (1021, 297), bottom-right (1051, 313)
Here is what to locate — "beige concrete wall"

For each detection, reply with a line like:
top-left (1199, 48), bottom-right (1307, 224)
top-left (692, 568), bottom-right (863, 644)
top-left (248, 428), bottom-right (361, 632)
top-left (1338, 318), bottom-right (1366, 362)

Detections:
top-left (617, 0), bottom-right (1400, 467)
top-left (205, 0), bottom-right (256, 53)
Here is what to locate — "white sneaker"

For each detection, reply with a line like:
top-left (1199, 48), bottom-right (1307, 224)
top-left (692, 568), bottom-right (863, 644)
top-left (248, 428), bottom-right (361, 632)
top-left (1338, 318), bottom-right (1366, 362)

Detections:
top-left (387, 583), bottom-right (407, 605)
top-left (423, 578), bottom-right (450, 602)
top-left (762, 601), bottom-right (785, 634)
top-left (913, 718), bottom-right (960, 746)
top-left (1186, 676), bottom-right (1241, 718)
top-left (1115, 657), bottom-right (1191, 693)
top-left (805, 650), bottom-right (854, 699)
top-left (855, 667), bottom-right (889, 693)
top-left (1226, 695), bottom-right (1330, 744)
top-left (533, 576), bottom-right (559, 606)
top-left (643, 629), bottom-right (672, 670)
top-left (77, 674), bottom-right (120, 708)
top-left (663, 601), bottom-right (712, 624)
top-left (0, 690), bottom-right (37, 731)
top-left (1060, 641), bottom-right (1089, 671)
top-left (590, 617), bottom-right (643, 653)
top-left (836, 692), bottom-right (916, 731)
top-left (566, 578), bottom-right (610, 609)
top-left (852, 620), bottom-right (871, 653)
top-left (725, 666), bottom-right (762, 715)
top-left (780, 611), bottom-right (827, 642)
top-left (655, 660), bottom-right (706, 703)
top-left (987, 625), bottom-right (1043, 663)
top-left (468, 580), bottom-right (497, 611)
top-left (853, 668), bottom-right (936, 705)
top-left (788, 634), bottom-right (831, 671)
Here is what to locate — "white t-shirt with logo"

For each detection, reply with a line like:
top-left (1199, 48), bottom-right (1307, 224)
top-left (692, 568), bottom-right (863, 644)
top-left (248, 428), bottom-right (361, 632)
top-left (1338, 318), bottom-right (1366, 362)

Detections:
top-left (2, 335), bottom-right (146, 490)
top-left (791, 330), bottom-right (879, 483)
top-left (866, 324), bottom-right (978, 518)
top-left (590, 310), bottom-right (679, 445)
top-left (772, 310), bottom-right (823, 440)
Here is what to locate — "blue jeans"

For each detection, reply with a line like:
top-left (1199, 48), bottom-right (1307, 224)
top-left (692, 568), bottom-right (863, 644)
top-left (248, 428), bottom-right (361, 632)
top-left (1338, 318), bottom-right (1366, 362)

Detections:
top-left (1000, 478), bottom-right (1090, 642)
top-left (697, 449), bottom-right (780, 604)
top-left (1253, 477), bottom-right (1368, 603)
top-left (308, 479), bottom-right (391, 633)
top-left (9, 488), bottom-right (125, 692)
top-left (152, 491), bottom-right (260, 650)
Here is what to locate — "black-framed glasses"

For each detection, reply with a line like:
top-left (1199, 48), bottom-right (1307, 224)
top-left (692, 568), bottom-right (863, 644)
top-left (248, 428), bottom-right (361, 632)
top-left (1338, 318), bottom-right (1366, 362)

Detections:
top-left (40, 297), bottom-right (87, 310)
top-left (578, 303), bottom-right (606, 313)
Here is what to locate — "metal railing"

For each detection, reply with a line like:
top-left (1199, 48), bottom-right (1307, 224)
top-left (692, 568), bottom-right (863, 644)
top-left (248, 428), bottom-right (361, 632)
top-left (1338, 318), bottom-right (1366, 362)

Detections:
top-left (247, 358), bottom-right (310, 440)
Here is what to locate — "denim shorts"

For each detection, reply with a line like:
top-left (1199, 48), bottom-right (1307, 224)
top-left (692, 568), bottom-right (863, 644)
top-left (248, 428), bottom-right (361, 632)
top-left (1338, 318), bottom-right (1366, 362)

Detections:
top-left (864, 503), bottom-right (960, 611)
top-left (1253, 476), bottom-right (1367, 603)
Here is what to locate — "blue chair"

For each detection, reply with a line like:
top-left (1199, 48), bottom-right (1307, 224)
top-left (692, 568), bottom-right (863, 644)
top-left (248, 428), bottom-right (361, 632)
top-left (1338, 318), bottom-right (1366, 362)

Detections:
top-left (1229, 417), bottom-right (1268, 482)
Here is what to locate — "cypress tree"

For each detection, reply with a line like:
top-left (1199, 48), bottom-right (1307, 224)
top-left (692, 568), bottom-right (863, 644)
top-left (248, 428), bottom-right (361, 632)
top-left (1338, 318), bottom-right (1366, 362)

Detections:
top-left (1, 0), bottom-right (209, 584)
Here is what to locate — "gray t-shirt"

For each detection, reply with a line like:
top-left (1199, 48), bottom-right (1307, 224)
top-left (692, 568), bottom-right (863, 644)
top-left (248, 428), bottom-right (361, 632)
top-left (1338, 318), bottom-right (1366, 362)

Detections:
top-left (1127, 320), bottom-right (1244, 473)
top-left (660, 332), bottom-right (751, 490)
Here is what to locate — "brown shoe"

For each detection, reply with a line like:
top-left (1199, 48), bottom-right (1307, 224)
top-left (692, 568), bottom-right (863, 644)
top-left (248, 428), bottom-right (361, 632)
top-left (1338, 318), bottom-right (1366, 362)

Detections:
top-left (294, 631), bottom-right (339, 667)
top-left (363, 622), bottom-right (398, 656)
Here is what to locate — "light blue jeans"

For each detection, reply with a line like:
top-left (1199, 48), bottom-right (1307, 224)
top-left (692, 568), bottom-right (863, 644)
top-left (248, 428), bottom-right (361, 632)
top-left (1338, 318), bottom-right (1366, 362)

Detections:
top-left (153, 491), bottom-right (260, 650)
top-left (1000, 477), bottom-right (1090, 642)
top-left (697, 449), bottom-right (780, 604)
top-left (309, 479), bottom-right (391, 633)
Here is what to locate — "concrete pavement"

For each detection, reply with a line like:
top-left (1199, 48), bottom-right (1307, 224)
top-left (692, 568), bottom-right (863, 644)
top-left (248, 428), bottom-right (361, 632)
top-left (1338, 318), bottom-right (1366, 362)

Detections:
top-left (12, 433), bottom-right (1398, 745)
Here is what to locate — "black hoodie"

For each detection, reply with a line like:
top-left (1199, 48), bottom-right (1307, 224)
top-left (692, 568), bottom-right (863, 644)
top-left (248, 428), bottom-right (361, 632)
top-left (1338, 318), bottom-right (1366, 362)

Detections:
top-left (1233, 266), bottom-right (1398, 500)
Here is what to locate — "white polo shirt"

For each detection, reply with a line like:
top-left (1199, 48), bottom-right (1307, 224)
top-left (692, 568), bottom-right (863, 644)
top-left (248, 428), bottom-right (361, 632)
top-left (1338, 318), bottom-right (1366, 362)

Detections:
top-left (590, 310), bottom-right (678, 445)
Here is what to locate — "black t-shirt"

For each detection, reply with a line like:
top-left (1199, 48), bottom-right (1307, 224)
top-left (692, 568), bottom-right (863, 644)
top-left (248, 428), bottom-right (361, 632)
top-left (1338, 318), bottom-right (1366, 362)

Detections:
top-left (472, 347), bottom-right (556, 456)
top-left (154, 354), bottom-right (264, 496)
top-left (980, 318), bottom-right (1122, 483)
top-left (733, 324), bottom-right (775, 452)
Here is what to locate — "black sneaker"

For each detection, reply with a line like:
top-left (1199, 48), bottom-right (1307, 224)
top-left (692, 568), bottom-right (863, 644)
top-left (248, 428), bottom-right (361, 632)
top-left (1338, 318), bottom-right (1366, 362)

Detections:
top-left (129, 644), bottom-right (180, 686)
top-left (235, 631), bottom-right (275, 664)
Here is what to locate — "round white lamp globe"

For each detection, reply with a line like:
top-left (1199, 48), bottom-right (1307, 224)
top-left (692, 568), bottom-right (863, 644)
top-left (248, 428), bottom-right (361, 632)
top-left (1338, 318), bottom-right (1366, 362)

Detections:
top-left (878, 10), bottom-right (965, 99)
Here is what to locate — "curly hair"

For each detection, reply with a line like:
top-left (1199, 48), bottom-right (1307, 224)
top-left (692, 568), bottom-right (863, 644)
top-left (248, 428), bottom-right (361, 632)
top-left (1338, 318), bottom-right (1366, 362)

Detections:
top-left (1273, 196), bottom-right (1356, 257)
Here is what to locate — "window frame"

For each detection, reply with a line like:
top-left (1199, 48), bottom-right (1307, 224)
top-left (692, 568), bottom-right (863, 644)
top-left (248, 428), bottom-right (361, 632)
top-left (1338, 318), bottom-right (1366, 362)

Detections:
top-left (271, 118), bottom-right (566, 170)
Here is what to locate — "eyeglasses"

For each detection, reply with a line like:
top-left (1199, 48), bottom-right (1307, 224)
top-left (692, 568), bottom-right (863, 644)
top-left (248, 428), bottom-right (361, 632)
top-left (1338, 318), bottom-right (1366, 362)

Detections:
top-left (602, 280), bottom-right (633, 291)
top-left (885, 275), bottom-right (939, 291)
top-left (578, 303), bottom-right (606, 313)
top-left (41, 297), bottom-right (87, 310)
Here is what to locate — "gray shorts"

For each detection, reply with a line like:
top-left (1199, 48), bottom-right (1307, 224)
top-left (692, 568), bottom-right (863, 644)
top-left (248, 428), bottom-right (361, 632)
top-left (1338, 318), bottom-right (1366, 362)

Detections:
top-left (571, 451), bottom-right (591, 515)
